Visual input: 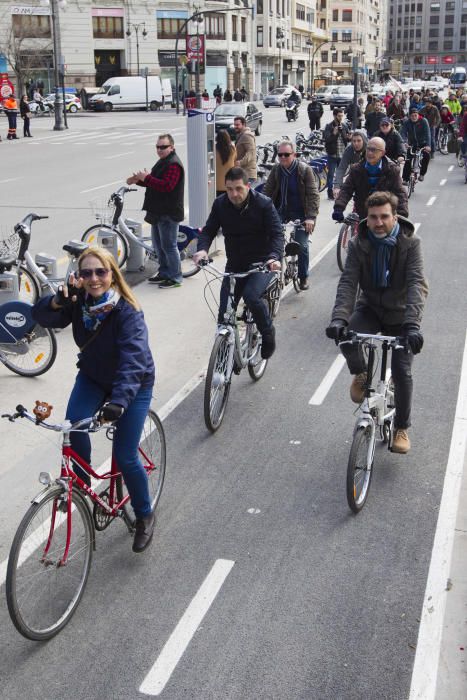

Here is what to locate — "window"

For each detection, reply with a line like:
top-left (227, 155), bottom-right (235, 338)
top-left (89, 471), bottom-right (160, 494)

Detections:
top-left (430, 16), bottom-right (439, 24)
top-left (416, 16), bottom-right (422, 24)
top-left (321, 51), bottom-right (328, 62)
top-left (292, 32), bottom-right (301, 49)
top-left (12, 14), bottom-right (51, 38)
top-left (462, 26), bottom-right (467, 36)
top-left (444, 27), bottom-right (454, 37)
top-left (428, 40), bottom-right (438, 49)
top-left (446, 1), bottom-right (455, 9)
top-left (445, 15), bottom-right (454, 23)
top-left (332, 31), bottom-right (338, 42)
top-left (157, 18), bottom-right (184, 39)
top-left (404, 29), bottom-right (408, 38)
top-left (430, 2), bottom-right (440, 10)
top-left (241, 16), bottom-right (246, 42)
top-left (417, 3), bottom-right (422, 10)
top-left (429, 28), bottom-right (439, 37)
top-left (93, 16), bottom-right (124, 39)
top-left (444, 40), bottom-right (453, 49)
top-left (257, 0), bottom-right (263, 13)
top-left (296, 4), bottom-right (305, 21)
top-left (461, 39), bottom-right (466, 49)
top-left (332, 9), bottom-right (338, 21)
top-left (416, 29), bottom-right (421, 37)
top-left (306, 10), bottom-right (315, 24)
top-left (108, 84), bottom-right (120, 96)
top-left (204, 13), bottom-right (225, 39)
top-left (269, 26), bottom-right (272, 47)
top-left (342, 9), bottom-right (352, 21)
top-left (342, 31), bottom-right (352, 42)
top-left (341, 50), bottom-right (352, 62)
top-left (232, 15), bottom-right (237, 41)
top-left (257, 25), bottom-right (263, 46)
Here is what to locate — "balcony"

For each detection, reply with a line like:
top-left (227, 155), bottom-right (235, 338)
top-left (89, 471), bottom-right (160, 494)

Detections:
top-left (313, 27), bottom-right (329, 41)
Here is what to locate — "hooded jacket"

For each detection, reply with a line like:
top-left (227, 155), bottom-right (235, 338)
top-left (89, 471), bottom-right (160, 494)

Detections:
top-left (334, 130), bottom-right (368, 188)
top-left (331, 216), bottom-right (428, 328)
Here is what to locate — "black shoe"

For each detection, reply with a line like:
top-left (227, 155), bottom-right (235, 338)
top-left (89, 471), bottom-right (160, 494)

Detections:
top-left (299, 278), bottom-right (309, 290)
top-left (148, 273), bottom-right (166, 284)
top-left (261, 326), bottom-right (276, 359)
top-left (159, 279), bottom-right (181, 289)
top-left (327, 193), bottom-right (334, 200)
top-left (132, 511), bottom-right (155, 553)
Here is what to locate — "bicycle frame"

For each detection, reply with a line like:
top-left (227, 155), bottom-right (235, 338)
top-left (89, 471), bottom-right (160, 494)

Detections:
top-left (357, 337), bottom-right (395, 430)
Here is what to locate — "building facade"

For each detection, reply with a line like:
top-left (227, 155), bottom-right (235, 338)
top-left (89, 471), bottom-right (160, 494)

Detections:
top-left (386, 0), bottom-right (467, 78)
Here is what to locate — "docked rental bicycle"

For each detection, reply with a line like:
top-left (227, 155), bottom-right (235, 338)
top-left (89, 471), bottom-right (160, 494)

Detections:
top-left (339, 332), bottom-right (404, 513)
top-left (3, 403), bottom-right (166, 640)
top-left (336, 212), bottom-right (360, 272)
top-left (81, 186), bottom-right (200, 278)
top-left (201, 261), bottom-right (278, 432)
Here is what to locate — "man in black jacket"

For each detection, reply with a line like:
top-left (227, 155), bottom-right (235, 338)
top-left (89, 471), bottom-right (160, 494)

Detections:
top-left (127, 133), bottom-right (184, 288)
top-left (323, 108), bottom-right (351, 200)
top-left (326, 191), bottom-right (428, 454)
top-left (307, 95), bottom-right (323, 130)
top-left (194, 167), bottom-right (283, 359)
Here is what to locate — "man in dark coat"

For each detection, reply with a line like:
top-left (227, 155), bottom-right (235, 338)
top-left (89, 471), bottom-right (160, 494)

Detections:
top-left (332, 137), bottom-right (408, 220)
top-left (323, 108), bottom-right (351, 199)
top-left (307, 95), bottom-right (323, 130)
top-left (326, 190), bottom-right (428, 454)
top-left (400, 108), bottom-right (431, 182)
top-left (365, 98), bottom-right (386, 136)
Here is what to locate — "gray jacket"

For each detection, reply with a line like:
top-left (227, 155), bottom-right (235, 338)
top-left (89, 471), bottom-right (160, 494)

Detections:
top-left (331, 217), bottom-right (428, 328)
top-left (334, 144), bottom-right (366, 188)
top-left (235, 127), bottom-right (257, 180)
top-left (263, 160), bottom-right (320, 220)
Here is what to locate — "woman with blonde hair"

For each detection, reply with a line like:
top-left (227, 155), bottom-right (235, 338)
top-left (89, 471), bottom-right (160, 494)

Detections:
top-left (215, 128), bottom-right (237, 196)
top-left (32, 247), bottom-right (156, 553)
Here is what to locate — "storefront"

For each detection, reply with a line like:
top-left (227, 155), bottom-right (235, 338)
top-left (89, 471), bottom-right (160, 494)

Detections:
top-left (94, 50), bottom-right (122, 86)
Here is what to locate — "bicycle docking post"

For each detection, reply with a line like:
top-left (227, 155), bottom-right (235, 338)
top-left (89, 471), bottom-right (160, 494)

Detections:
top-left (0, 271), bottom-right (20, 302)
top-left (35, 253), bottom-right (58, 281)
top-left (124, 219), bottom-right (146, 272)
top-left (97, 229), bottom-right (119, 264)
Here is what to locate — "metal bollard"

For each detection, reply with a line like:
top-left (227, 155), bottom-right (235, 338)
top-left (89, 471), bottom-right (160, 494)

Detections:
top-left (97, 229), bottom-right (119, 263)
top-left (124, 218), bottom-right (146, 272)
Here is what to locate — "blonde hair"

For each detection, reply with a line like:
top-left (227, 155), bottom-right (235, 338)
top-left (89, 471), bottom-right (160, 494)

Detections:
top-left (78, 247), bottom-right (141, 311)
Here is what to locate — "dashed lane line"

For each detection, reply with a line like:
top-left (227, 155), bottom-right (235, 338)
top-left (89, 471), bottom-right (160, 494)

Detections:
top-left (448, 165), bottom-right (454, 172)
top-left (426, 196), bottom-right (436, 206)
top-left (104, 152), bottom-right (135, 160)
top-left (80, 179), bottom-right (124, 194)
top-left (440, 179), bottom-right (447, 186)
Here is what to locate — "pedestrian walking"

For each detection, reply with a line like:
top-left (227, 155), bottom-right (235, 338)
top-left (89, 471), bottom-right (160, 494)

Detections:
top-left (213, 84), bottom-right (222, 104)
top-left (223, 88), bottom-right (233, 102)
top-left (4, 94), bottom-right (19, 140)
top-left (233, 116), bottom-right (257, 183)
top-left (216, 129), bottom-right (237, 197)
top-left (307, 95), bottom-right (323, 131)
top-left (20, 95), bottom-right (32, 137)
top-left (126, 133), bottom-right (185, 288)
top-left (234, 89), bottom-right (243, 102)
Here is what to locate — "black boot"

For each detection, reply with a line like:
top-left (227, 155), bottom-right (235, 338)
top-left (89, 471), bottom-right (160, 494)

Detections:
top-left (261, 326), bottom-right (276, 359)
top-left (133, 511), bottom-right (155, 553)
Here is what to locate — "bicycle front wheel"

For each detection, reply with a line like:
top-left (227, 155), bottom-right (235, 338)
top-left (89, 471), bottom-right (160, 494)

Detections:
top-left (18, 265), bottom-right (40, 304)
top-left (346, 424), bottom-right (375, 513)
top-left (6, 487), bottom-right (93, 641)
top-left (0, 324), bottom-right (57, 377)
top-left (117, 409), bottom-right (166, 528)
top-left (336, 223), bottom-right (350, 272)
top-left (81, 224), bottom-right (129, 268)
top-left (204, 334), bottom-right (232, 432)
top-left (180, 238), bottom-right (200, 278)
top-left (406, 176), bottom-right (414, 199)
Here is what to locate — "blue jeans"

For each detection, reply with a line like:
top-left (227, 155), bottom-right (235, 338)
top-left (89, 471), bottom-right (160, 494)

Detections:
top-left (66, 372), bottom-right (153, 518)
top-left (293, 225), bottom-right (310, 280)
top-left (218, 271), bottom-right (275, 333)
top-left (326, 155), bottom-right (340, 196)
top-left (151, 215), bottom-right (182, 283)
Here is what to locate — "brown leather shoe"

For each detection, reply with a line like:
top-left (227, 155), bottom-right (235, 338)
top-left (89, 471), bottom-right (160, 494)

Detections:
top-left (350, 372), bottom-right (367, 404)
top-left (133, 511), bottom-right (155, 553)
top-left (392, 429), bottom-right (411, 454)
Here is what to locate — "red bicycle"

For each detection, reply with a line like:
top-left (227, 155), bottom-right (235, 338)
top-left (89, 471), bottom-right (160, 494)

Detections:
top-left (3, 403), bottom-right (166, 641)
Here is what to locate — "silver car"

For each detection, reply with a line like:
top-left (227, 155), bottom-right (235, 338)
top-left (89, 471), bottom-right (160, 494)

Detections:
top-left (263, 86), bottom-right (301, 108)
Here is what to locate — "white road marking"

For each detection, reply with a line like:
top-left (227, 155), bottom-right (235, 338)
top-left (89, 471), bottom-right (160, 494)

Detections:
top-left (0, 177), bottom-right (21, 184)
top-left (139, 559), bottom-right (235, 696)
top-left (80, 179), bottom-right (124, 194)
top-left (439, 179), bottom-right (447, 186)
top-left (104, 152), bottom-right (134, 160)
top-left (414, 222), bottom-right (421, 234)
top-left (409, 330), bottom-right (467, 700)
top-left (448, 165), bottom-right (454, 172)
top-left (281, 235), bottom-right (338, 302)
top-left (426, 196), bottom-right (436, 206)
top-left (309, 355), bottom-right (346, 405)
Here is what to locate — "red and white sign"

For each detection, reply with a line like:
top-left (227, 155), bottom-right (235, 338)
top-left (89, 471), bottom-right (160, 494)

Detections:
top-left (0, 73), bottom-right (14, 103)
top-left (442, 55), bottom-right (455, 64)
top-left (426, 56), bottom-right (437, 64)
top-left (186, 34), bottom-right (205, 63)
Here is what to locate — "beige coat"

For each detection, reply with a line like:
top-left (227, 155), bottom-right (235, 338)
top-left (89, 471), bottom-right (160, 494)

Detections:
top-left (234, 127), bottom-right (257, 180)
top-left (216, 144), bottom-right (237, 192)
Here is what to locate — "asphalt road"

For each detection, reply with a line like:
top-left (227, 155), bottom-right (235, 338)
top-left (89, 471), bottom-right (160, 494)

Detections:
top-left (0, 104), bottom-right (466, 699)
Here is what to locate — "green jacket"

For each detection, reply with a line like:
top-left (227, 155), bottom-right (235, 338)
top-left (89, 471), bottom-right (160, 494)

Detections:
top-left (263, 160), bottom-right (320, 220)
top-left (445, 98), bottom-right (461, 115)
top-left (331, 217), bottom-right (428, 328)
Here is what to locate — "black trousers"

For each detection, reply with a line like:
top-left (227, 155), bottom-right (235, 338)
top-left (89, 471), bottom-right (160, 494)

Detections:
top-left (340, 306), bottom-right (414, 429)
top-left (218, 271), bottom-right (275, 334)
top-left (402, 149), bottom-right (430, 180)
top-left (23, 115), bottom-right (31, 137)
top-left (309, 117), bottom-right (321, 131)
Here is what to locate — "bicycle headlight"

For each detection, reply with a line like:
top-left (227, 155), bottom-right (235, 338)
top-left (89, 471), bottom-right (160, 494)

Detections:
top-left (39, 471), bottom-right (53, 486)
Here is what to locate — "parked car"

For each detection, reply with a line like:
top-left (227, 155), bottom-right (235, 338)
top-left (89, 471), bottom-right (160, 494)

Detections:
top-left (214, 101), bottom-right (263, 136)
top-left (88, 76), bottom-right (171, 111)
top-left (44, 94), bottom-right (82, 113)
top-left (315, 85), bottom-right (340, 104)
top-left (262, 86), bottom-right (301, 108)
top-left (329, 85), bottom-right (361, 109)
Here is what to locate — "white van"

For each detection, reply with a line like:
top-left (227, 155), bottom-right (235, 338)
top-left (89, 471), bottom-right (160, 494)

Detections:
top-left (88, 76), bottom-right (172, 112)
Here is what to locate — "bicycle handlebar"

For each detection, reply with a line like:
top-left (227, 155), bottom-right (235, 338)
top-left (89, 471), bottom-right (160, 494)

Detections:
top-left (339, 331), bottom-right (404, 349)
top-left (198, 260), bottom-right (274, 278)
top-left (14, 213), bottom-right (49, 235)
top-left (1, 405), bottom-right (108, 433)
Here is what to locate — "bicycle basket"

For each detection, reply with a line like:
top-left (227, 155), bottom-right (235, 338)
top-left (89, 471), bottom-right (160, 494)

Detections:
top-left (285, 241), bottom-right (301, 256)
top-left (89, 197), bottom-right (116, 226)
top-left (0, 232), bottom-right (20, 259)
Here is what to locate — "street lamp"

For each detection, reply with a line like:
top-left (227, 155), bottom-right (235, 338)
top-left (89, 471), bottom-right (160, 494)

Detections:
top-left (310, 40), bottom-right (336, 93)
top-left (41, 0), bottom-right (66, 131)
top-left (277, 29), bottom-right (285, 86)
top-left (306, 38), bottom-right (313, 94)
top-left (126, 22), bottom-right (147, 76)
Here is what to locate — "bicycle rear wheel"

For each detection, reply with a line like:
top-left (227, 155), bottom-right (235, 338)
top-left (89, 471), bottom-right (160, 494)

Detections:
top-left (18, 265), bottom-right (40, 304)
top-left (6, 487), bottom-right (93, 641)
top-left (204, 333), bottom-right (232, 432)
top-left (0, 324), bottom-right (57, 377)
top-left (117, 410), bottom-right (167, 528)
top-left (346, 423), bottom-right (375, 513)
top-left (81, 224), bottom-right (129, 268)
top-left (336, 223), bottom-right (350, 272)
top-left (406, 176), bottom-right (414, 199)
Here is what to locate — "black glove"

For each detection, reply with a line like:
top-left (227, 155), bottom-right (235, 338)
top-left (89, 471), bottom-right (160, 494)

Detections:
top-left (99, 402), bottom-right (124, 423)
top-left (53, 283), bottom-right (79, 309)
top-left (325, 320), bottom-right (347, 344)
top-left (402, 324), bottom-right (424, 355)
top-left (332, 209), bottom-right (345, 222)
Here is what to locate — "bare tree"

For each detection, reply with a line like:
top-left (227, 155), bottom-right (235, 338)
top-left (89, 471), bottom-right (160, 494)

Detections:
top-left (0, 17), bottom-right (53, 96)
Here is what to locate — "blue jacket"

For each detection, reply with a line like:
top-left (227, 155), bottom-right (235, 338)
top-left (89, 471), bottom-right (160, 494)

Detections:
top-left (32, 296), bottom-right (155, 409)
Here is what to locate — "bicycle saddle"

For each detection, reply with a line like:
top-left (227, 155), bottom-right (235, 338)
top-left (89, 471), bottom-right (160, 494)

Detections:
top-left (62, 240), bottom-right (89, 257)
top-left (0, 255), bottom-right (16, 272)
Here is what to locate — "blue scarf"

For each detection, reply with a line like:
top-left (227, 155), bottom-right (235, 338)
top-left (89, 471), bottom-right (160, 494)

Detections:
top-left (82, 287), bottom-right (120, 331)
top-left (278, 157), bottom-right (299, 217)
top-left (367, 222), bottom-right (400, 288)
top-left (364, 159), bottom-right (383, 192)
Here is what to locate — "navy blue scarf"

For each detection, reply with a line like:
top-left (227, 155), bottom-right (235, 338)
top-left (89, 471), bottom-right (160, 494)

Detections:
top-left (364, 159), bottom-right (383, 192)
top-left (278, 157), bottom-right (299, 216)
top-left (367, 222), bottom-right (400, 288)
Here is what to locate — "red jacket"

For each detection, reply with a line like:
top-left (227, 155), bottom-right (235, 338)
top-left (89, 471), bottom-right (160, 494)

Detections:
top-left (440, 109), bottom-right (455, 125)
top-left (459, 112), bottom-right (467, 138)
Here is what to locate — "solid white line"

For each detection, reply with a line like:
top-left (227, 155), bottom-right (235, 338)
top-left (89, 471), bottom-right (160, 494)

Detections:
top-left (158, 371), bottom-right (206, 422)
top-left (281, 235), bottom-right (338, 302)
top-left (80, 179), bottom-right (123, 194)
top-left (308, 355), bottom-right (346, 405)
top-left (448, 165), bottom-right (454, 172)
top-left (104, 152), bottom-right (134, 160)
top-left (439, 179), bottom-right (447, 186)
top-left (139, 559), bottom-right (235, 696)
top-left (414, 222), bottom-right (421, 234)
top-left (409, 330), bottom-right (467, 700)
top-left (426, 196), bottom-right (436, 207)
top-left (0, 177), bottom-right (21, 184)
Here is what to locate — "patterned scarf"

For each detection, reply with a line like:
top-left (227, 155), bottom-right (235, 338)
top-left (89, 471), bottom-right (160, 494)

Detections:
top-left (367, 222), bottom-right (400, 288)
top-left (82, 287), bottom-right (120, 331)
top-left (364, 159), bottom-right (383, 192)
top-left (278, 157), bottom-right (299, 217)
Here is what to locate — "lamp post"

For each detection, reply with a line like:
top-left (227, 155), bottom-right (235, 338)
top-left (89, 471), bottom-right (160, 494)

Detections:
top-left (126, 22), bottom-right (147, 76)
top-left (310, 40), bottom-right (336, 93)
top-left (41, 0), bottom-right (65, 130)
top-left (277, 29), bottom-right (285, 86)
top-left (306, 38), bottom-right (313, 94)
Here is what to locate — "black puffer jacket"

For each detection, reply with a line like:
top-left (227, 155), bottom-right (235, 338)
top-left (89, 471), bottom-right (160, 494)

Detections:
top-left (376, 128), bottom-right (406, 161)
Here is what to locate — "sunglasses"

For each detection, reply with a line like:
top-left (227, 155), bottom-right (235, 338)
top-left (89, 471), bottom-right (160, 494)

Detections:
top-left (367, 146), bottom-right (384, 153)
top-left (79, 268), bottom-right (111, 279)
top-left (156, 144), bottom-right (171, 150)
top-left (278, 152), bottom-right (293, 158)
